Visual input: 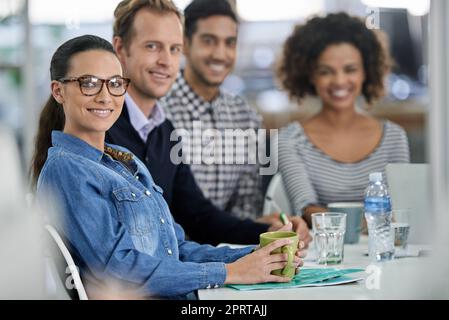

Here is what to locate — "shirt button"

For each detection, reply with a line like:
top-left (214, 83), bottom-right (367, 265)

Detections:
top-left (167, 249), bottom-right (172, 255)
top-left (145, 190), bottom-right (151, 196)
top-left (206, 284), bottom-right (211, 289)
top-left (160, 218), bottom-right (165, 224)
top-left (145, 157), bottom-right (149, 162)
top-left (131, 193), bottom-right (136, 198)
top-left (135, 175), bottom-right (139, 180)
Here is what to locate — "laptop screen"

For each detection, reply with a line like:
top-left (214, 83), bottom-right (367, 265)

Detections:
top-left (386, 163), bottom-right (432, 244)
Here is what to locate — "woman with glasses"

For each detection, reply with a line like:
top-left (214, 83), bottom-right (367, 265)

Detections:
top-left (30, 35), bottom-right (304, 299)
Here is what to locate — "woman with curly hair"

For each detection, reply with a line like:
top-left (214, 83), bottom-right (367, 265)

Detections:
top-left (277, 12), bottom-right (410, 227)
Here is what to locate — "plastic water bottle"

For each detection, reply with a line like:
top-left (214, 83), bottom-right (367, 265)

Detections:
top-left (364, 172), bottom-right (394, 262)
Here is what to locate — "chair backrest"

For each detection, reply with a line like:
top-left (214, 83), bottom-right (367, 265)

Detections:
top-left (263, 173), bottom-right (292, 216)
top-left (45, 225), bottom-right (88, 300)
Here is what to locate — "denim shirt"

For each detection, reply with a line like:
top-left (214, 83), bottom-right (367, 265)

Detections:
top-left (37, 131), bottom-right (254, 298)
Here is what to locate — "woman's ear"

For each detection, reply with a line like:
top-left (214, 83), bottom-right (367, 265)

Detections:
top-left (51, 81), bottom-right (64, 104)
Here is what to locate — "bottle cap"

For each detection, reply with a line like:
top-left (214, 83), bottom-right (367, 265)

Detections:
top-left (369, 172), bottom-right (383, 182)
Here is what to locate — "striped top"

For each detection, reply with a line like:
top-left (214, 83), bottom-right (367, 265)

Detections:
top-left (278, 120), bottom-right (410, 216)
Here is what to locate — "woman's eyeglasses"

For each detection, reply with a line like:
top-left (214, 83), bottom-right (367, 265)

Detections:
top-left (58, 75), bottom-right (131, 97)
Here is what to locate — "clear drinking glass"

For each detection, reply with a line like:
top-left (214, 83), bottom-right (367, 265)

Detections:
top-left (312, 212), bottom-right (347, 265)
top-left (391, 208), bottom-right (411, 256)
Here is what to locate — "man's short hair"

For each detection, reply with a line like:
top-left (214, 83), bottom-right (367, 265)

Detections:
top-left (184, 0), bottom-right (238, 40)
top-left (113, 0), bottom-right (183, 48)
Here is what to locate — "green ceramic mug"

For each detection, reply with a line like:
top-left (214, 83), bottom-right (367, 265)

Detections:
top-left (259, 231), bottom-right (299, 279)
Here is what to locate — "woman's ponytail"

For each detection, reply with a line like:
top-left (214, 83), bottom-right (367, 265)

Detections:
top-left (29, 95), bottom-right (65, 189)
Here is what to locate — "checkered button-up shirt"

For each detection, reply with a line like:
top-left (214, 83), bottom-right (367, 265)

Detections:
top-left (161, 72), bottom-right (263, 219)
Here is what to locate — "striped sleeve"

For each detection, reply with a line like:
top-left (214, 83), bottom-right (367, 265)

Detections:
top-left (385, 121), bottom-right (410, 163)
top-left (278, 123), bottom-right (318, 216)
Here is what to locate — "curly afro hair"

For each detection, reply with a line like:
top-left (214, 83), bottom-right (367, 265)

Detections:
top-left (277, 12), bottom-right (392, 105)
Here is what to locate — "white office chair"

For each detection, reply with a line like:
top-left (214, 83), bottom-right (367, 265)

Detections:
top-left (262, 173), bottom-right (292, 216)
top-left (45, 225), bottom-right (88, 300)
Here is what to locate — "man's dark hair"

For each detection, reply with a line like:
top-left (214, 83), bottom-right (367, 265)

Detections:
top-left (184, 0), bottom-right (238, 40)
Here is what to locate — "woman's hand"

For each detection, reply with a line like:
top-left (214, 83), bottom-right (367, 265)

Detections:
top-left (302, 205), bottom-right (328, 227)
top-left (224, 238), bottom-right (304, 284)
top-left (288, 216), bottom-right (313, 249)
top-left (262, 213), bottom-right (313, 249)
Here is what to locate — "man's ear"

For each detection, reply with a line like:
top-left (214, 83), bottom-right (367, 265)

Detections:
top-left (113, 36), bottom-right (126, 65)
top-left (51, 81), bottom-right (64, 104)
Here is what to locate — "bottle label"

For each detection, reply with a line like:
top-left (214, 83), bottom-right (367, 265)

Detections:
top-left (364, 196), bottom-right (391, 213)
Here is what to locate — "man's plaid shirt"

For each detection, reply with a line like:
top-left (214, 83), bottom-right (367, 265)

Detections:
top-left (161, 72), bottom-right (263, 219)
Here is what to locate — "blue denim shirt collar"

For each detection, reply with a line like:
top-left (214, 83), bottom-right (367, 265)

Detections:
top-left (41, 130), bottom-right (253, 298)
top-left (51, 130), bottom-right (104, 163)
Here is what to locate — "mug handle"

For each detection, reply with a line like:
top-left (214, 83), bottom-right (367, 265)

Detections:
top-left (281, 245), bottom-right (294, 276)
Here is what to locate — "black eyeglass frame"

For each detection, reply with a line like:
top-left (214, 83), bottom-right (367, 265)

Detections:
top-left (58, 75), bottom-right (131, 97)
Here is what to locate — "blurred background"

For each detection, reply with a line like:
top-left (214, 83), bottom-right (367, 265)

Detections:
top-left (0, 0), bottom-right (430, 169)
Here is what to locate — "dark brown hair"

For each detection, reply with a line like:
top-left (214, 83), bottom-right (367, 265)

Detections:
top-left (277, 12), bottom-right (392, 105)
top-left (184, 0), bottom-right (238, 40)
top-left (113, 0), bottom-right (183, 49)
top-left (30, 35), bottom-right (115, 189)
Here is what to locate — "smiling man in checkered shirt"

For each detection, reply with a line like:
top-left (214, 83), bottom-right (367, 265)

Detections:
top-left (161, 0), bottom-right (310, 240)
top-left (161, 0), bottom-right (262, 220)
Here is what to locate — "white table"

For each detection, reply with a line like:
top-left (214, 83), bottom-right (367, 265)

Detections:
top-left (199, 236), bottom-right (433, 300)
